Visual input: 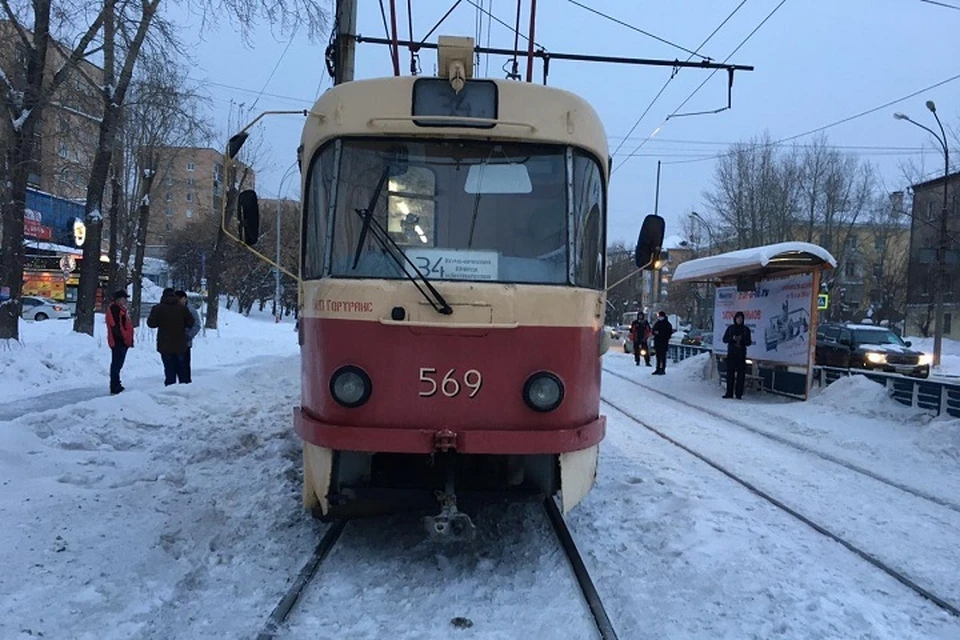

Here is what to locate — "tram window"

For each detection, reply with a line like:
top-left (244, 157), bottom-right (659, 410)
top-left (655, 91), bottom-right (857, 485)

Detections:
top-left (303, 143), bottom-right (338, 279)
top-left (572, 152), bottom-right (605, 289)
top-left (386, 166), bottom-right (436, 247)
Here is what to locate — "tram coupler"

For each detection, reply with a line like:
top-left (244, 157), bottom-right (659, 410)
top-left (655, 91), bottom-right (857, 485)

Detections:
top-left (422, 466), bottom-right (475, 542)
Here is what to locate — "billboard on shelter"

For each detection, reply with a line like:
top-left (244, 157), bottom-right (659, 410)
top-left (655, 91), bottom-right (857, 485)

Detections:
top-left (713, 273), bottom-right (814, 367)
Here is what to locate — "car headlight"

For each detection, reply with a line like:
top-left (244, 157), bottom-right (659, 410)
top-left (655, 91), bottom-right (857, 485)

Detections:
top-left (918, 354), bottom-right (933, 366)
top-left (329, 365), bottom-right (372, 408)
top-left (523, 372), bottom-right (564, 412)
top-left (865, 352), bottom-right (886, 364)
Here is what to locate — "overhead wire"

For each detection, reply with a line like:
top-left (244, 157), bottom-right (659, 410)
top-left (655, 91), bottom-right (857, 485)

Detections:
top-left (614, 0), bottom-right (787, 174)
top-left (463, 0), bottom-right (545, 49)
top-left (655, 70), bottom-right (960, 166)
top-left (610, 0), bottom-right (748, 160)
top-left (248, 34), bottom-right (297, 112)
top-left (566, 0), bottom-right (711, 61)
top-left (920, 0), bottom-right (960, 10)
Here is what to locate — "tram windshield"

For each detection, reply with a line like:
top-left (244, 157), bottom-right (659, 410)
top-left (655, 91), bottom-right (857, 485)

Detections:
top-left (304, 139), bottom-right (605, 288)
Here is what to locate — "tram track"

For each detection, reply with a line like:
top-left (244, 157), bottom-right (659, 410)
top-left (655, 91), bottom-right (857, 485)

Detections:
top-left (253, 501), bottom-right (618, 639)
top-left (604, 367), bottom-right (960, 514)
top-left (600, 394), bottom-right (960, 619)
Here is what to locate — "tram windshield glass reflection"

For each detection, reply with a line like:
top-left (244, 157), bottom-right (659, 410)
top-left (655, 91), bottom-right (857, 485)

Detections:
top-left (309, 139), bottom-right (603, 287)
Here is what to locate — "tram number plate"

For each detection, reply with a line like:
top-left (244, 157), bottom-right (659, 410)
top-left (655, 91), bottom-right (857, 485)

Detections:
top-left (419, 368), bottom-right (483, 398)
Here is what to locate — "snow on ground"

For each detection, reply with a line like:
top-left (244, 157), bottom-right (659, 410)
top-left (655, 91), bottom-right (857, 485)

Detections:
top-left (2, 324), bottom-right (960, 637)
top-left (603, 350), bottom-right (960, 504)
top-left (0, 301), bottom-right (298, 404)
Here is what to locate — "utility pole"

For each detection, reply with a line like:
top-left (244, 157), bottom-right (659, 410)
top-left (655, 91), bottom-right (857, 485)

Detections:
top-left (274, 198), bottom-right (282, 321)
top-left (651, 161), bottom-right (662, 309)
top-left (335, 0), bottom-right (358, 85)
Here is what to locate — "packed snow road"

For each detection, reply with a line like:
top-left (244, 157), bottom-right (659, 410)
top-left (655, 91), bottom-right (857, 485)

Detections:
top-left (2, 350), bottom-right (959, 638)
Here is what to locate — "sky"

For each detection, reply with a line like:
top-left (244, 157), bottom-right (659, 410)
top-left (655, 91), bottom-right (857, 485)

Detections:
top-left (174, 0), bottom-right (960, 245)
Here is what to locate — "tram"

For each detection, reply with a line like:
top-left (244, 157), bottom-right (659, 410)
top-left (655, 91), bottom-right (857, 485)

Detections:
top-left (225, 36), bottom-right (663, 537)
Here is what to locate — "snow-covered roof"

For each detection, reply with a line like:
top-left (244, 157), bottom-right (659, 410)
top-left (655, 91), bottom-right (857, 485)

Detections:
top-left (23, 239), bottom-right (83, 256)
top-left (672, 242), bottom-right (836, 283)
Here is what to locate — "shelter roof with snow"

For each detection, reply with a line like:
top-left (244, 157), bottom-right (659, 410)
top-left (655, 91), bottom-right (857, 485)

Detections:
top-left (671, 242), bottom-right (836, 283)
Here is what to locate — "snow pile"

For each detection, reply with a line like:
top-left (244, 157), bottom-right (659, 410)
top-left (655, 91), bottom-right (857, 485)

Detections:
top-left (914, 418), bottom-right (960, 462)
top-left (672, 352), bottom-right (713, 381)
top-left (809, 375), bottom-right (923, 422)
top-left (0, 304), bottom-right (298, 404)
top-left (134, 275), bottom-right (166, 302)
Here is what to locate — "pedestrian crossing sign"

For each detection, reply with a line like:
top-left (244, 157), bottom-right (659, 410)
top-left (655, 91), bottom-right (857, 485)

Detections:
top-left (817, 294), bottom-right (829, 310)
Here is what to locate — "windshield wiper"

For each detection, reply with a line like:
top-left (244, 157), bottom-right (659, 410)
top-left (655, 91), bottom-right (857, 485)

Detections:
top-left (352, 166), bottom-right (391, 270)
top-left (351, 208), bottom-right (453, 316)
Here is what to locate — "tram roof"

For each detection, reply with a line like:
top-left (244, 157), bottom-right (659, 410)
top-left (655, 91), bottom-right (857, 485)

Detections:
top-left (301, 76), bottom-right (609, 167)
top-left (671, 242), bottom-right (836, 283)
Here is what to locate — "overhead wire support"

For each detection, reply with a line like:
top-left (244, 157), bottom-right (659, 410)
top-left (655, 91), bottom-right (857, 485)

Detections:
top-left (353, 35), bottom-right (754, 73)
top-left (566, 0), bottom-right (712, 62)
top-left (610, 0), bottom-right (748, 159)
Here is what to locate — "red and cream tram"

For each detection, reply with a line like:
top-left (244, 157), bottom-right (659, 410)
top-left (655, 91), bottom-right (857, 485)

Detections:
top-left (225, 36), bottom-right (664, 536)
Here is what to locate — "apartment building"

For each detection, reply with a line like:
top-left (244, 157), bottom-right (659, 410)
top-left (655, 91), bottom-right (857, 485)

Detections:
top-left (145, 147), bottom-right (255, 254)
top-left (0, 20), bottom-right (104, 202)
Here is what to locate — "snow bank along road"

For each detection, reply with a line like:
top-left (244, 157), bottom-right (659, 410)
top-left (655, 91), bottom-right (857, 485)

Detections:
top-left (601, 364), bottom-right (960, 620)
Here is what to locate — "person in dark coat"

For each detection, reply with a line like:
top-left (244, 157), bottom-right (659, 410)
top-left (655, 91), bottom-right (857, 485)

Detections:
top-left (651, 311), bottom-right (673, 375)
top-left (630, 313), bottom-right (652, 367)
top-left (106, 290), bottom-right (134, 395)
top-left (722, 310), bottom-right (753, 399)
top-left (176, 290), bottom-right (201, 384)
top-left (147, 288), bottom-right (195, 386)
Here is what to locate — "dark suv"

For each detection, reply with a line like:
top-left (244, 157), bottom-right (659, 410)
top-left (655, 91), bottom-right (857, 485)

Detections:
top-left (815, 322), bottom-right (931, 378)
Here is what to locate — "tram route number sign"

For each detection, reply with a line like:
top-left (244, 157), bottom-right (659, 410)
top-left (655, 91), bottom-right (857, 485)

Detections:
top-left (405, 249), bottom-right (498, 281)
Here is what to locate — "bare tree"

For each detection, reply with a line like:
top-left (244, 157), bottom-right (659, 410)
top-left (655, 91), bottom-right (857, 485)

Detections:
top-left (113, 56), bottom-right (211, 324)
top-left (0, 1), bottom-right (105, 340)
top-left (73, 0), bottom-right (330, 335)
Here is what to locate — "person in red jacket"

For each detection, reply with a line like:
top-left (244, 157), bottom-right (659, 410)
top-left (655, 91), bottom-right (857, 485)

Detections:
top-left (106, 290), bottom-right (134, 395)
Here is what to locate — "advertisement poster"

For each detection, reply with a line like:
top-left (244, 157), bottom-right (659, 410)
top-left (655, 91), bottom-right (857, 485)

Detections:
top-left (713, 273), bottom-right (813, 367)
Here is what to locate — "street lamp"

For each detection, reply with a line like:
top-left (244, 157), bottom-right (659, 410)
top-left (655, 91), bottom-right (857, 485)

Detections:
top-left (894, 101), bottom-right (950, 368)
top-left (690, 211), bottom-right (720, 251)
top-left (275, 163), bottom-right (299, 322)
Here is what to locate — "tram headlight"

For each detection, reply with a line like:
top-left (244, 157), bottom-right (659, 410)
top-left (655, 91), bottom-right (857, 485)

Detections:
top-left (330, 366), bottom-right (372, 408)
top-left (523, 372), bottom-right (564, 412)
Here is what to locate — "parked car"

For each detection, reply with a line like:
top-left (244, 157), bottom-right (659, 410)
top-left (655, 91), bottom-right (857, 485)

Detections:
top-left (681, 329), bottom-right (709, 346)
top-left (20, 296), bottom-right (72, 321)
top-left (815, 322), bottom-right (931, 378)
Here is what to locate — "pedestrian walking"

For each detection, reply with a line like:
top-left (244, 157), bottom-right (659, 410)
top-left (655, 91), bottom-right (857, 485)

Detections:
top-left (722, 311), bottom-right (753, 399)
top-left (651, 311), bottom-right (673, 375)
top-left (146, 288), bottom-right (195, 386)
top-left (176, 290), bottom-right (201, 384)
top-left (106, 290), bottom-right (134, 395)
top-left (630, 313), bottom-right (652, 367)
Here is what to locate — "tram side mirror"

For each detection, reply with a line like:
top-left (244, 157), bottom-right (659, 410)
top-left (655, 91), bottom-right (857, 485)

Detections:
top-left (237, 189), bottom-right (260, 246)
top-left (635, 214), bottom-right (665, 269)
top-left (227, 132), bottom-right (249, 159)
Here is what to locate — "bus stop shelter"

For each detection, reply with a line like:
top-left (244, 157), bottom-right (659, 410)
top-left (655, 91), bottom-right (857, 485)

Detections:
top-left (671, 242), bottom-right (836, 399)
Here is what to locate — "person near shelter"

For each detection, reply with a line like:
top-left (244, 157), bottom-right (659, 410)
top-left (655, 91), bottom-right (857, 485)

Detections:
top-left (722, 310), bottom-right (753, 399)
top-left (147, 288), bottom-right (195, 386)
top-left (176, 290), bottom-right (201, 383)
top-left (630, 313), bottom-right (652, 367)
top-left (651, 311), bottom-right (673, 375)
top-left (106, 290), bottom-right (134, 395)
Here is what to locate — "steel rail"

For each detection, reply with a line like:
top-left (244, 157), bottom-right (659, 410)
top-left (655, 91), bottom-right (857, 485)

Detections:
top-left (255, 521), bottom-right (348, 640)
top-left (543, 497), bottom-right (619, 640)
top-left (601, 396), bottom-right (960, 619)
top-left (604, 367), bottom-right (960, 514)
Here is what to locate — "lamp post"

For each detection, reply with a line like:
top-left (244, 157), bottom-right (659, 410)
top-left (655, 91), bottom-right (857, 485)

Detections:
top-left (894, 102), bottom-right (950, 368)
top-left (690, 211), bottom-right (719, 251)
top-left (275, 164), bottom-right (299, 322)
